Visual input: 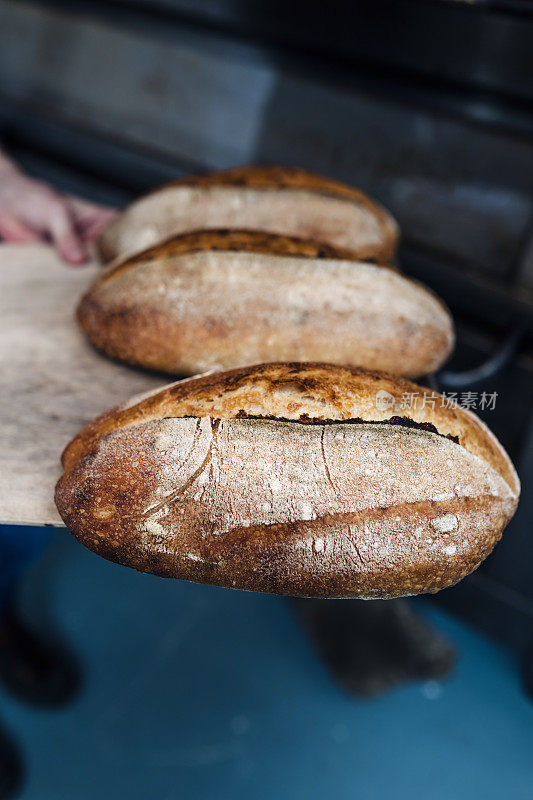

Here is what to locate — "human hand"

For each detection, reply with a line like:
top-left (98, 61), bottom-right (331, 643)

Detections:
top-left (0, 159), bottom-right (117, 264)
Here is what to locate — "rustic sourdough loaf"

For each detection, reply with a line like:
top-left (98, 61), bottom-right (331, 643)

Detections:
top-left (79, 229), bottom-right (453, 377)
top-left (55, 363), bottom-right (519, 599)
top-left (97, 165), bottom-right (399, 263)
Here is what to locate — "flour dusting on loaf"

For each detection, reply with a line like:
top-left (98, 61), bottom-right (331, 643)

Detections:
top-left (97, 165), bottom-right (399, 263)
top-left (80, 229), bottom-right (453, 378)
top-left (55, 363), bottom-right (519, 598)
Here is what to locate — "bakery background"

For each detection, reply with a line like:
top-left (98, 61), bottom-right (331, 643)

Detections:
top-left (0, 1), bottom-right (532, 799)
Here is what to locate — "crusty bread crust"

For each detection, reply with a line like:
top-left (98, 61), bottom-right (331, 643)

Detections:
top-left (163, 165), bottom-right (392, 208)
top-left (105, 227), bottom-right (372, 276)
top-left (97, 165), bottom-right (399, 263)
top-left (55, 363), bottom-right (519, 598)
top-left (79, 229), bottom-right (453, 378)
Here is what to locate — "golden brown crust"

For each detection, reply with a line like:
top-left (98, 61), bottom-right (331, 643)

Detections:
top-left (96, 165), bottom-right (399, 263)
top-left (80, 229), bottom-right (452, 379)
top-left (56, 486), bottom-right (511, 599)
top-left (55, 363), bottom-right (519, 598)
top-left (163, 164), bottom-right (386, 206)
top-left (101, 228), bottom-right (381, 284)
top-left (59, 362), bottom-right (519, 492)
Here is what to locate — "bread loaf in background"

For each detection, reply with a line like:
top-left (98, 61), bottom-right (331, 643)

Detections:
top-left (97, 165), bottom-right (399, 263)
top-left (55, 363), bottom-right (520, 599)
top-left (79, 229), bottom-right (453, 378)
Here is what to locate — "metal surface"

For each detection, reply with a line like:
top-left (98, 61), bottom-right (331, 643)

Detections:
top-left (438, 327), bottom-right (525, 387)
top-left (28, 0), bottom-right (533, 104)
top-left (2, 1), bottom-right (532, 288)
top-left (2, 0), bottom-right (532, 289)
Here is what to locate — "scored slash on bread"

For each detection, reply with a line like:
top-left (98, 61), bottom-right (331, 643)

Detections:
top-left (78, 228), bottom-right (454, 378)
top-left (96, 165), bottom-right (399, 263)
top-left (55, 363), bottom-right (519, 599)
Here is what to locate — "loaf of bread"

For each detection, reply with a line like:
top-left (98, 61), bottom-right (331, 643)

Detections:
top-left (97, 165), bottom-right (399, 263)
top-left (55, 362), bottom-right (519, 599)
top-left (79, 229), bottom-right (453, 377)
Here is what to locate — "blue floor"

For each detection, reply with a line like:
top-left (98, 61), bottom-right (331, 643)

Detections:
top-left (4, 531), bottom-right (533, 800)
